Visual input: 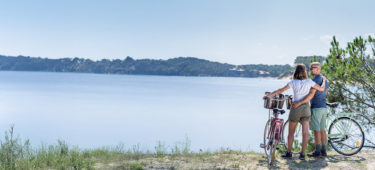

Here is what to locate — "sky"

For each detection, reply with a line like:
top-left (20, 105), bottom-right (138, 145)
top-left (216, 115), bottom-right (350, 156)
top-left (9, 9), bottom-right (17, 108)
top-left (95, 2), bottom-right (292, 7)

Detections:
top-left (0, 0), bottom-right (374, 65)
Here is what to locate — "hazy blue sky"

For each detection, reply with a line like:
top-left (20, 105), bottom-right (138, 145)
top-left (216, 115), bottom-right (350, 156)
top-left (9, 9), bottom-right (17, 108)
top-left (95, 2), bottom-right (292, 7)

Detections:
top-left (0, 0), bottom-right (374, 65)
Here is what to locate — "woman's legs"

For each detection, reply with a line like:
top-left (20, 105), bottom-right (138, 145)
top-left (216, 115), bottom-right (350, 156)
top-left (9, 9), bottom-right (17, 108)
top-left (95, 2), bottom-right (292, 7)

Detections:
top-left (300, 120), bottom-right (310, 154)
top-left (287, 121), bottom-right (298, 152)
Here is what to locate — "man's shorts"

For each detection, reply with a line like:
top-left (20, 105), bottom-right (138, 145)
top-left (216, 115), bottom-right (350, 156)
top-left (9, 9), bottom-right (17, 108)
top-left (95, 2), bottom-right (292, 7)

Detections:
top-left (310, 108), bottom-right (328, 131)
top-left (289, 103), bottom-right (311, 123)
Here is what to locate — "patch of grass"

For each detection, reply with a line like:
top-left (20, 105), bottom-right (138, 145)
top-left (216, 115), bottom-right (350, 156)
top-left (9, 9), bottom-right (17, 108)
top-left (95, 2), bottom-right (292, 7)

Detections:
top-left (170, 135), bottom-right (191, 155)
top-left (154, 141), bottom-right (168, 157)
top-left (0, 125), bottom-right (94, 169)
top-left (232, 163), bottom-right (240, 168)
top-left (117, 162), bottom-right (146, 170)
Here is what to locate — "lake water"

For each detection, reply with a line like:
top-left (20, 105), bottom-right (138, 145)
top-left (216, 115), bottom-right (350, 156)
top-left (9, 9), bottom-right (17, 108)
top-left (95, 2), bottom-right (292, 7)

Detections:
top-left (0, 71), bottom-right (291, 153)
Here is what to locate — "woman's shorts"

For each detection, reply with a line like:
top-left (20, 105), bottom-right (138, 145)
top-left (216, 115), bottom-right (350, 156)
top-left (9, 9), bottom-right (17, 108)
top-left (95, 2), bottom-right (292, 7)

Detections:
top-left (288, 103), bottom-right (311, 123)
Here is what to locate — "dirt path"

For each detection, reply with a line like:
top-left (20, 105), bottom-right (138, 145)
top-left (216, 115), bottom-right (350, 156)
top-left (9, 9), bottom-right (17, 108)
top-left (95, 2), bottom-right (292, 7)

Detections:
top-left (93, 151), bottom-right (375, 169)
top-left (263, 151), bottom-right (374, 170)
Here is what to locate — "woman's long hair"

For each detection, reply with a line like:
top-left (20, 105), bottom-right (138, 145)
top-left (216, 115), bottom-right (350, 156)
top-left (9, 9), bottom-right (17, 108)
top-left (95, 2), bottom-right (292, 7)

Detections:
top-left (293, 64), bottom-right (308, 80)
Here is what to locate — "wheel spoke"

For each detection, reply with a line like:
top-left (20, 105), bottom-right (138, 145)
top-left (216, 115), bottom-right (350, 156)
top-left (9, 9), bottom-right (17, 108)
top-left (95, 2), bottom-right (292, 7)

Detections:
top-left (329, 117), bottom-right (364, 156)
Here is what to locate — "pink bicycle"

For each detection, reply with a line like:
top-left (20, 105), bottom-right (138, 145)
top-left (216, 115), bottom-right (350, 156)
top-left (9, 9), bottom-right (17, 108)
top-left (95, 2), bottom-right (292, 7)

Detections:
top-left (261, 93), bottom-right (291, 165)
top-left (261, 108), bottom-right (285, 165)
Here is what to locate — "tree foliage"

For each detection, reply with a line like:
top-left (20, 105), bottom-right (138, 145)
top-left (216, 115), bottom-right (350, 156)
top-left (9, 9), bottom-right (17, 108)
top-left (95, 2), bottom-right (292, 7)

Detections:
top-left (0, 55), bottom-right (292, 78)
top-left (322, 35), bottom-right (375, 148)
top-left (322, 36), bottom-right (375, 116)
top-left (294, 56), bottom-right (325, 70)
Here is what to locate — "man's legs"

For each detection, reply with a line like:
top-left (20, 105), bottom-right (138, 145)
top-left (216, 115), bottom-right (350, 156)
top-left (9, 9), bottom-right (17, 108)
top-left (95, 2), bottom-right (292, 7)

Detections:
top-left (320, 130), bottom-right (327, 145)
top-left (314, 130), bottom-right (321, 145)
top-left (308, 108), bottom-right (323, 157)
top-left (313, 130), bottom-right (321, 154)
top-left (319, 108), bottom-right (328, 156)
top-left (320, 129), bottom-right (327, 156)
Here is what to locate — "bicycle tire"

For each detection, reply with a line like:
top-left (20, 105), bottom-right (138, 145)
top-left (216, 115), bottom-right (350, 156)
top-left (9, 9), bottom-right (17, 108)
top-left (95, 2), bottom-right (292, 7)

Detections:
top-left (263, 119), bottom-right (271, 157)
top-left (264, 118), bottom-right (277, 165)
top-left (270, 139), bottom-right (278, 165)
top-left (268, 127), bottom-right (277, 165)
top-left (328, 117), bottom-right (364, 156)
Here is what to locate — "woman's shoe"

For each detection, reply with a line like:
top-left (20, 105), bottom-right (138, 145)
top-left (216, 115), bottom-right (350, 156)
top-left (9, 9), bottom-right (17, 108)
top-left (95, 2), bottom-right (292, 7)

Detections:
top-left (299, 153), bottom-right (305, 160)
top-left (281, 151), bottom-right (292, 159)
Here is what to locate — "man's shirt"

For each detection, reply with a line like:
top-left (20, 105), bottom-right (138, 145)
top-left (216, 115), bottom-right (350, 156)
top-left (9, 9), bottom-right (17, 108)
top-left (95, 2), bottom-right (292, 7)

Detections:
top-left (310, 75), bottom-right (329, 108)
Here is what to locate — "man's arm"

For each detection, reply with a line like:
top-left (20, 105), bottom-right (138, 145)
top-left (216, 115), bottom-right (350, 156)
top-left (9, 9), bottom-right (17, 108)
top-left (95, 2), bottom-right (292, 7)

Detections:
top-left (292, 89), bottom-right (317, 108)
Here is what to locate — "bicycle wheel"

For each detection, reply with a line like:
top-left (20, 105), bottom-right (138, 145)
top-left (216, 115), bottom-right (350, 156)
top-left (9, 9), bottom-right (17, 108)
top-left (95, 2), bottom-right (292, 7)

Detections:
top-left (328, 117), bottom-right (364, 156)
top-left (269, 139), bottom-right (278, 165)
top-left (282, 120), bottom-right (303, 154)
top-left (263, 119), bottom-right (271, 157)
top-left (264, 119), bottom-right (277, 165)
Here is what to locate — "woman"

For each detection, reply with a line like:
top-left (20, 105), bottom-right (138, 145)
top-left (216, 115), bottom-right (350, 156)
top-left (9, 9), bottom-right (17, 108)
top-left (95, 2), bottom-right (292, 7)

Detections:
top-left (264, 64), bottom-right (326, 160)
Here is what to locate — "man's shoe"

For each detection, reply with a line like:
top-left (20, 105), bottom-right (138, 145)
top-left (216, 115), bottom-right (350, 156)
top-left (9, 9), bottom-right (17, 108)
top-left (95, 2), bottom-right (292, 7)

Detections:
top-left (281, 151), bottom-right (292, 159)
top-left (321, 150), bottom-right (327, 157)
top-left (299, 153), bottom-right (305, 160)
top-left (307, 151), bottom-right (322, 158)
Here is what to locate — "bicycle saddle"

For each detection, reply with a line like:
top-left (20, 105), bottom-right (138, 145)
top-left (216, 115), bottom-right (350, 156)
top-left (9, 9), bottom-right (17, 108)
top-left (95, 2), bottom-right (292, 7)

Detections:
top-left (326, 102), bottom-right (339, 108)
top-left (273, 109), bottom-right (285, 114)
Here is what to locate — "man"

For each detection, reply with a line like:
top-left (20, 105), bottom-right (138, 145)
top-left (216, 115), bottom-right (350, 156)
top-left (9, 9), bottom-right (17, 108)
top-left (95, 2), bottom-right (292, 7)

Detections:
top-left (307, 62), bottom-right (329, 158)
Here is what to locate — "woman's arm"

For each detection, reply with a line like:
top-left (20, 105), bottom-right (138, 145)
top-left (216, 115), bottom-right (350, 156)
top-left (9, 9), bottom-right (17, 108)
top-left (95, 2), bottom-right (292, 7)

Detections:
top-left (312, 76), bottom-right (326, 92)
top-left (264, 84), bottom-right (290, 98)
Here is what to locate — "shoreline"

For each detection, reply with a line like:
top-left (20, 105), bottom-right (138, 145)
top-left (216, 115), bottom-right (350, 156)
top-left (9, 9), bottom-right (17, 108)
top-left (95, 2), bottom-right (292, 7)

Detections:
top-left (258, 76), bottom-right (292, 81)
top-left (0, 70), bottom-right (293, 80)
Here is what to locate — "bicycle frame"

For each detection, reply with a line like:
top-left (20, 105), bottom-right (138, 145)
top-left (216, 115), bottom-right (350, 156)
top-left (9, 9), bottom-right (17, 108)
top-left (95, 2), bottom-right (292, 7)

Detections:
top-left (268, 115), bottom-right (284, 141)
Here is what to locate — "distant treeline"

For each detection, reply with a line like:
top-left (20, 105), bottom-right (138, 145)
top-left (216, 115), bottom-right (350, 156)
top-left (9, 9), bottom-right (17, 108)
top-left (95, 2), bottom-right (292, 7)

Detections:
top-left (0, 55), bottom-right (324, 78)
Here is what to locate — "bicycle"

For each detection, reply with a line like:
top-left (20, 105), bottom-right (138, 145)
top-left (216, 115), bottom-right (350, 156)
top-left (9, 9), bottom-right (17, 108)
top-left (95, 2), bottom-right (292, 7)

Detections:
top-left (260, 93), bottom-right (292, 165)
top-left (260, 108), bottom-right (286, 165)
top-left (260, 92), bottom-right (291, 165)
top-left (281, 102), bottom-right (365, 156)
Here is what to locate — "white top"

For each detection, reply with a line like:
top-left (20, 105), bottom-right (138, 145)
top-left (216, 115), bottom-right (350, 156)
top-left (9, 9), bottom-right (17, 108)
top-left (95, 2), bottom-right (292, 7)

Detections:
top-left (287, 79), bottom-right (317, 102)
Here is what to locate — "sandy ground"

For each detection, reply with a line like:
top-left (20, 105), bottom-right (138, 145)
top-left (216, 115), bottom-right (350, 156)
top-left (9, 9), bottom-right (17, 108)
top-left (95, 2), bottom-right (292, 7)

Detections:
top-left (93, 150), bottom-right (375, 169)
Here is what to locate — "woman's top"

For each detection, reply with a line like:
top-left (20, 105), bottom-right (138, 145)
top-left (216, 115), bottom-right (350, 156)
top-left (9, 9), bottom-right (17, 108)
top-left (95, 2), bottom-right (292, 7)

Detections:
top-left (287, 79), bottom-right (317, 102)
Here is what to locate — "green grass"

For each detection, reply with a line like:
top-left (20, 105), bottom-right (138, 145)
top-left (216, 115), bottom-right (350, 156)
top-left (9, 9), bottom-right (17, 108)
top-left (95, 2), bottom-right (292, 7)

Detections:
top-left (0, 125), bottom-right (262, 169)
top-left (2, 125), bottom-right (373, 169)
top-left (0, 125), bottom-right (95, 169)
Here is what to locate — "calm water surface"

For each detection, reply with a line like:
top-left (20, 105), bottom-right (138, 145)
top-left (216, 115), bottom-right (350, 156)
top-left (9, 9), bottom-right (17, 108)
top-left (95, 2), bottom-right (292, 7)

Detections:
top-left (0, 71), bottom-right (291, 152)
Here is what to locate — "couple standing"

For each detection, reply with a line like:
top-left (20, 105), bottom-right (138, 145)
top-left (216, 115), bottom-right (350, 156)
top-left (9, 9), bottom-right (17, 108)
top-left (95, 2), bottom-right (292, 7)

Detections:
top-left (264, 62), bottom-right (329, 160)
